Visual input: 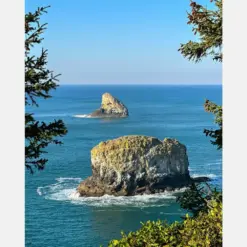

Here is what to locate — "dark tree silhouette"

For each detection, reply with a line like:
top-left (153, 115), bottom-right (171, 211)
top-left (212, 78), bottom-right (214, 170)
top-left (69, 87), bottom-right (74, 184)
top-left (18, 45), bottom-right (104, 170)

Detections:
top-left (25, 6), bottom-right (67, 173)
top-left (177, 0), bottom-right (222, 215)
top-left (179, 0), bottom-right (222, 63)
top-left (179, 0), bottom-right (222, 150)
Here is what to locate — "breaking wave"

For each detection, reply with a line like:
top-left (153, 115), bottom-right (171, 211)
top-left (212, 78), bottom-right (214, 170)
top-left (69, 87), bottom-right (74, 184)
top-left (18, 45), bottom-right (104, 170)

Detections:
top-left (189, 159), bottom-right (222, 180)
top-left (37, 177), bottom-right (186, 208)
top-left (73, 114), bottom-right (92, 118)
top-left (191, 173), bottom-right (218, 179)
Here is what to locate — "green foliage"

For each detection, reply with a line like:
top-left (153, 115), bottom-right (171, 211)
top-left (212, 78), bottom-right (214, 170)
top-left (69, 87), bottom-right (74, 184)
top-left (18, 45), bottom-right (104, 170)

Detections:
top-left (178, 0), bottom-right (223, 150)
top-left (177, 0), bottom-right (223, 237)
top-left (178, 0), bottom-right (222, 63)
top-left (25, 6), bottom-right (67, 173)
top-left (203, 100), bottom-right (222, 150)
top-left (177, 182), bottom-right (222, 217)
top-left (175, 2), bottom-right (223, 244)
top-left (107, 200), bottom-right (222, 247)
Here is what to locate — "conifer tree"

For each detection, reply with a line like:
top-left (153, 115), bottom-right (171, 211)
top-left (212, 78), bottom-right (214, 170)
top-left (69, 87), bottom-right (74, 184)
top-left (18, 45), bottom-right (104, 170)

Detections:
top-left (179, 0), bottom-right (222, 149)
top-left (177, 0), bottom-right (223, 214)
top-left (25, 6), bottom-right (67, 173)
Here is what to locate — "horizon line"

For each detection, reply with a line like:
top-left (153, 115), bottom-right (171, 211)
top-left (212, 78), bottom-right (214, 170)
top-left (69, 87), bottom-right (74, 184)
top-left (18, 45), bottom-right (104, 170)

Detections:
top-left (58, 83), bottom-right (222, 86)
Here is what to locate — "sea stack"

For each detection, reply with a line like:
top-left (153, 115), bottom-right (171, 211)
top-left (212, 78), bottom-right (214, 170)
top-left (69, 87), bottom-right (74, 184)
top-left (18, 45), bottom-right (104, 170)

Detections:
top-left (89, 93), bottom-right (128, 118)
top-left (77, 135), bottom-right (192, 197)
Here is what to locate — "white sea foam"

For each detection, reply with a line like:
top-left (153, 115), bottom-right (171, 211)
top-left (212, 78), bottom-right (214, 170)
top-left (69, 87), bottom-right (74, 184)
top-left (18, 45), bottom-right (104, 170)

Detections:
top-left (189, 159), bottom-right (222, 179)
top-left (191, 173), bottom-right (218, 179)
top-left (56, 177), bottom-right (82, 183)
top-left (37, 187), bottom-right (42, 196)
top-left (192, 160), bottom-right (222, 168)
top-left (73, 114), bottom-right (92, 118)
top-left (68, 189), bottom-right (185, 207)
top-left (37, 177), bottom-right (186, 207)
top-left (68, 191), bottom-right (80, 199)
top-left (73, 114), bottom-right (111, 119)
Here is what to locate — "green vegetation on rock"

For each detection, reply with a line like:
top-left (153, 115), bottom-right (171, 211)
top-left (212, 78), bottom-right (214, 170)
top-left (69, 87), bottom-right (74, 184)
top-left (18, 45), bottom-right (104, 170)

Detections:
top-left (91, 136), bottom-right (161, 159)
top-left (78, 136), bottom-right (190, 197)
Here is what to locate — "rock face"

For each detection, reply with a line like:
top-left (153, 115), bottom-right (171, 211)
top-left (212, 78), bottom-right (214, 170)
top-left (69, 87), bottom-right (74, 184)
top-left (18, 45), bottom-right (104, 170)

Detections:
top-left (89, 93), bottom-right (128, 118)
top-left (77, 135), bottom-right (191, 197)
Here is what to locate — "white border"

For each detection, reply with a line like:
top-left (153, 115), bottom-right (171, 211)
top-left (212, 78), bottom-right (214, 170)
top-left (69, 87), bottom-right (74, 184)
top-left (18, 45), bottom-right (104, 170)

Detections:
top-left (223, 0), bottom-right (247, 246)
top-left (0, 0), bottom-right (24, 246)
top-left (1, 0), bottom-right (245, 246)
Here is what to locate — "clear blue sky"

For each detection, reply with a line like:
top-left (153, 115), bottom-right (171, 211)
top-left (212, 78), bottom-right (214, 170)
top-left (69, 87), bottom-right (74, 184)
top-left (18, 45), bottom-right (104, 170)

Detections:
top-left (26, 0), bottom-right (222, 85)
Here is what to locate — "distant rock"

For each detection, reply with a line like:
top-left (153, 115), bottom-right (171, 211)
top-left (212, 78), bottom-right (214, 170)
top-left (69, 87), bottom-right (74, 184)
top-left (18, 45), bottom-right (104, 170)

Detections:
top-left (77, 135), bottom-right (192, 197)
top-left (89, 93), bottom-right (128, 118)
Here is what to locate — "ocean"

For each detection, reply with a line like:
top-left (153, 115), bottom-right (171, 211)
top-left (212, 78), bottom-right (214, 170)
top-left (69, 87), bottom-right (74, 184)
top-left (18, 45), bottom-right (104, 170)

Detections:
top-left (25, 85), bottom-right (222, 247)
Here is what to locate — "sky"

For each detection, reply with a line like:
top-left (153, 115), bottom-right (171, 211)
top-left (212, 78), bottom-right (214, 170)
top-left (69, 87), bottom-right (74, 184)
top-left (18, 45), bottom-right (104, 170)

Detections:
top-left (25, 0), bottom-right (222, 85)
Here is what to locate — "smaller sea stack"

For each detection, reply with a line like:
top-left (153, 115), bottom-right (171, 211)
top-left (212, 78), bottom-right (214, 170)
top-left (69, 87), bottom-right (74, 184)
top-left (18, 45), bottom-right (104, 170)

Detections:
top-left (89, 93), bottom-right (128, 118)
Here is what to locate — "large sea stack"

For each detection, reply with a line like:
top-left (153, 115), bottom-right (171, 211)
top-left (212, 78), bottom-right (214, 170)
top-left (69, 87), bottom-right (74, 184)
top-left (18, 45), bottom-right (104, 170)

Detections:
top-left (89, 93), bottom-right (128, 118)
top-left (77, 135), bottom-right (193, 197)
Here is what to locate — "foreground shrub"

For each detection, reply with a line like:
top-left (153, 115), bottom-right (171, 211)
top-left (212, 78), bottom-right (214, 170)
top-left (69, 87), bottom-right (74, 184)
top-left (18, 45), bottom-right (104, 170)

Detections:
top-left (107, 200), bottom-right (222, 247)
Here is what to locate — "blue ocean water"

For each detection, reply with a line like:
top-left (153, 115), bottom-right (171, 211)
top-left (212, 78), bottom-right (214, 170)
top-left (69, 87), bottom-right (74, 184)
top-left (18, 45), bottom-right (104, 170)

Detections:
top-left (25, 85), bottom-right (222, 247)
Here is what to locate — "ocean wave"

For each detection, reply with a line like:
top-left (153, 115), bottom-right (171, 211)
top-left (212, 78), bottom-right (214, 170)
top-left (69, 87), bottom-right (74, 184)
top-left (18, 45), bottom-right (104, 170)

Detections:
top-left (37, 177), bottom-right (186, 208)
top-left (189, 159), bottom-right (222, 174)
top-left (73, 114), bottom-right (92, 118)
top-left (191, 173), bottom-right (218, 179)
top-left (68, 189), bottom-right (186, 207)
top-left (55, 177), bottom-right (82, 183)
top-left (73, 114), bottom-right (118, 119)
top-left (36, 187), bottom-right (42, 196)
top-left (194, 160), bottom-right (222, 167)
